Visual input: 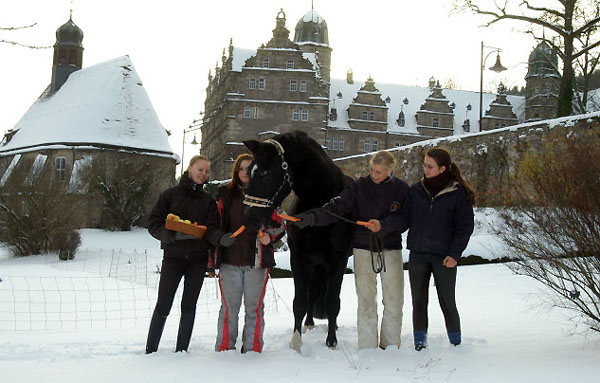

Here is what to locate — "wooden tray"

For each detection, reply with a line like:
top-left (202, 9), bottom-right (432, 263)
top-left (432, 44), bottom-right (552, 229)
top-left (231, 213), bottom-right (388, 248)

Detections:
top-left (165, 220), bottom-right (207, 239)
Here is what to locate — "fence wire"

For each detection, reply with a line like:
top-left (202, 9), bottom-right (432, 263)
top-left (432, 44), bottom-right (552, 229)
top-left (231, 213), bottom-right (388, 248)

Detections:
top-left (0, 248), bottom-right (284, 331)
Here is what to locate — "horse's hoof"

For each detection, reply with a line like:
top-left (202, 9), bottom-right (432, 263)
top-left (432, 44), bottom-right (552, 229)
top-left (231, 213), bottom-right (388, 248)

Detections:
top-left (290, 331), bottom-right (302, 353)
top-left (326, 336), bottom-right (337, 349)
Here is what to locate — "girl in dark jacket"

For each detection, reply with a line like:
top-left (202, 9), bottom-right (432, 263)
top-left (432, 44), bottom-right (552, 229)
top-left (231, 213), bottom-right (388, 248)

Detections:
top-left (295, 151), bottom-right (409, 350)
top-left (145, 155), bottom-right (230, 354)
top-left (380, 147), bottom-right (475, 351)
top-left (214, 154), bottom-right (284, 353)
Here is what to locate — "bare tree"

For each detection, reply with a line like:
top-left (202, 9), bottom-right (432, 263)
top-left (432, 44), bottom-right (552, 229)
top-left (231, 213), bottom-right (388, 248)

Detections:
top-left (493, 137), bottom-right (600, 333)
top-left (455, 0), bottom-right (600, 117)
top-left (0, 23), bottom-right (51, 49)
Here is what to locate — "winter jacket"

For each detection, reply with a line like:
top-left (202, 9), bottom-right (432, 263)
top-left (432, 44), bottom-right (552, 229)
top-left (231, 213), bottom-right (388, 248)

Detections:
top-left (386, 180), bottom-right (474, 261)
top-left (212, 185), bottom-right (284, 269)
top-left (148, 173), bottom-right (222, 261)
top-left (313, 175), bottom-right (409, 250)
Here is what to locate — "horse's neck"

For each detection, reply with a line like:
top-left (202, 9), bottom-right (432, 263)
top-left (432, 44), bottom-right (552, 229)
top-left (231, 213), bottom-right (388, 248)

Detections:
top-left (289, 154), bottom-right (342, 208)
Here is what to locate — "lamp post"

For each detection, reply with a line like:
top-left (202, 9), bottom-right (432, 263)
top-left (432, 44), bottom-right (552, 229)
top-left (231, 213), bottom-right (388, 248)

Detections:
top-left (180, 116), bottom-right (203, 176)
top-left (479, 41), bottom-right (507, 131)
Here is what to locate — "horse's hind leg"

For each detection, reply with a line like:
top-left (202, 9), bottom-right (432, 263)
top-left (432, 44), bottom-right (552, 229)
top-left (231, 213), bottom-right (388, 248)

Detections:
top-left (325, 256), bottom-right (346, 349)
top-left (290, 272), bottom-right (308, 352)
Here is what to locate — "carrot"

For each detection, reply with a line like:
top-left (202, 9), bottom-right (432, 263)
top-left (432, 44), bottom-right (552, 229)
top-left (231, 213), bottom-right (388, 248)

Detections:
top-left (356, 221), bottom-right (373, 227)
top-left (278, 213), bottom-right (300, 222)
top-left (230, 225), bottom-right (246, 238)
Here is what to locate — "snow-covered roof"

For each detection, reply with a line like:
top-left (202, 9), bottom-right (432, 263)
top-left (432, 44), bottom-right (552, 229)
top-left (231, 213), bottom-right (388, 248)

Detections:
top-left (1, 56), bottom-right (176, 158)
top-left (302, 9), bottom-right (325, 24)
top-left (329, 79), bottom-right (526, 135)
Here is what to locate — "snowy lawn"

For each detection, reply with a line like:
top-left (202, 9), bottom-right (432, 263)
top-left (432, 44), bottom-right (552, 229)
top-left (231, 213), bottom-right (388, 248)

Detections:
top-left (1, 216), bottom-right (599, 382)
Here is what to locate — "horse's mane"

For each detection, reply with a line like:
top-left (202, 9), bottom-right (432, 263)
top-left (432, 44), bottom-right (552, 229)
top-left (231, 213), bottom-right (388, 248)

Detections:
top-left (275, 131), bottom-right (348, 207)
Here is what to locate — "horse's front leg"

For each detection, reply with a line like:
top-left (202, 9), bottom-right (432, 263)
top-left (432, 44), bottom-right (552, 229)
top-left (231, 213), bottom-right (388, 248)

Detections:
top-left (291, 272), bottom-right (308, 352)
top-left (325, 256), bottom-right (346, 349)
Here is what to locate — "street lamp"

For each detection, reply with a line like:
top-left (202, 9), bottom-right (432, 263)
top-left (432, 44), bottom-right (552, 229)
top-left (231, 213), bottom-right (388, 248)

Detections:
top-left (479, 41), bottom-right (507, 131)
top-left (181, 116), bottom-right (203, 176)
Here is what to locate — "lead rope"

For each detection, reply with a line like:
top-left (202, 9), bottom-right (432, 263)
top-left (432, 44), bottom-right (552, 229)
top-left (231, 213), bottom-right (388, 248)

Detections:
top-left (296, 208), bottom-right (387, 274)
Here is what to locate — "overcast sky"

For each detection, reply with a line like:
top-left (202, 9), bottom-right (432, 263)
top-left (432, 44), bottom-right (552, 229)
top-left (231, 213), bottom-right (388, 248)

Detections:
top-left (1, 0), bottom-right (536, 161)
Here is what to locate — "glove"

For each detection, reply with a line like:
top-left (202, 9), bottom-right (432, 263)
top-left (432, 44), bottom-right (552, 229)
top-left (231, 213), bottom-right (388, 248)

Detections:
top-left (293, 212), bottom-right (316, 229)
top-left (175, 232), bottom-right (196, 241)
top-left (219, 233), bottom-right (236, 247)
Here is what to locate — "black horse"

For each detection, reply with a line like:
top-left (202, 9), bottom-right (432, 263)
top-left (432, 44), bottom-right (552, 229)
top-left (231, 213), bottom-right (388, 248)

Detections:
top-left (242, 131), bottom-right (353, 351)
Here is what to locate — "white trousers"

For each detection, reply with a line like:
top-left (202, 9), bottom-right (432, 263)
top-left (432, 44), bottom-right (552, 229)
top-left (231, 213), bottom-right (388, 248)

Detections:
top-left (353, 248), bottom-right (404, 349)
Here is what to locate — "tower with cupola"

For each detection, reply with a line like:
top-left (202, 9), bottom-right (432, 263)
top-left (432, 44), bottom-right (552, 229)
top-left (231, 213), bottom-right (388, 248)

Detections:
top-left (50, 13), bottom-right (84, 94)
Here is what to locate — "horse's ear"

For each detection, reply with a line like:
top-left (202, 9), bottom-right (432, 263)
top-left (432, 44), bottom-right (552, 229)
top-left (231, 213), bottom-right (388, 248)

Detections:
top-left (244, 140), bottom-right (259, 153)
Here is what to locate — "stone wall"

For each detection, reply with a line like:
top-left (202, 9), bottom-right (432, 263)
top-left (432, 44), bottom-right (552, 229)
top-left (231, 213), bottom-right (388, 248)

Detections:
top-left (334, 112), bottom-right (600, 205)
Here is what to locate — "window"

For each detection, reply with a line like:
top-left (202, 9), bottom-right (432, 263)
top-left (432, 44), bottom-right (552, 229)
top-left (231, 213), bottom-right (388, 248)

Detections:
top-left (301, 109), bottom-right (309, 121)
top-left (292, 109), bottom-right (300, 121)
top-left (258, 78), bottom-right (265, 90)
top-left (332, 139), bottom-right (339, 151)
top-left (433, 118), bottom-right (439, 128)
top-left (262, 59), bottom-right (269, 68)
top-left (244, 107), bottom-right (259, 119)
top-left (286, 60), bottom-right (294, 69)
top-left (369, 112), bottom-right (376, 121)
top-left (289, 80), bottom-right (297, 91)
top-left (55, 157), bottom-right (66, 182)
top-left (362, 112), bottom-right (368, 120)
top-left (364, 139), bottom-right (371, 153)
top-left (300, 80), bottom-right (307, 92)
top-left (339, 138), bottom-right (345, 151)
top-left (372, 140), bottom-right (378, 151)
top-left (249, 78), bottom-right (256, 89)
top-left (394, 142), bottom-right (401, 147)
top-left (325, 139), bottom-right (331, 149)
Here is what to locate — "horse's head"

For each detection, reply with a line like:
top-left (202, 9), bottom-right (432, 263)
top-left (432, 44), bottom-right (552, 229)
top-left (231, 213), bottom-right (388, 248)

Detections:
top-left (242, 138), bottom-right (293, 231)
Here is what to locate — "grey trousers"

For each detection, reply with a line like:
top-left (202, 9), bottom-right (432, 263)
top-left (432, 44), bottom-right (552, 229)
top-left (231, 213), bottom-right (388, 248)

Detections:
top-left (353, 248), bottom-right (405, 349)
top-left (215, 263), bottom-right (269, 352)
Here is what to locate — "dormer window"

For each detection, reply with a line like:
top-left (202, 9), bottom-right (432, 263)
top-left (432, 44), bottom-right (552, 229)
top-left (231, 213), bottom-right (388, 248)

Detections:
top-left (397, 111), bottom-right (405, 127)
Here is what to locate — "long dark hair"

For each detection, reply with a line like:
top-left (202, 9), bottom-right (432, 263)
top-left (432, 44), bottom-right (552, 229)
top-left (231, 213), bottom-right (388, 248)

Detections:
top-left (425, 148), bottom-right (476, 205)
top-left (227, 153), bottom-right (253, 191)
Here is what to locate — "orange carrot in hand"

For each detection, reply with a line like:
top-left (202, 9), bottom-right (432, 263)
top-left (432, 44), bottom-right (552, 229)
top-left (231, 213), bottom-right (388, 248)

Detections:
top-left (278, 213), bottom-right (300, 222)
top-left (356, 221), bottom-right (373, 227)
top-left (230, 225), bottom-right (246, 238)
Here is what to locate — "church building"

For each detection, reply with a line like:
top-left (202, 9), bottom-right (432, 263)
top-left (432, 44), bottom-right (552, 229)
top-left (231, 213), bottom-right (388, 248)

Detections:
top-left (0, 15), bottom-right (178, 228)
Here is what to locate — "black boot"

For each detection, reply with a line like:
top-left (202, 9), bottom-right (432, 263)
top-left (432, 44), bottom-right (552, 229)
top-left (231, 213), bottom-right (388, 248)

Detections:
top-left (175, 312), bottom-right (196, 352)
top-left (146, 311), bottom-right (167, 354)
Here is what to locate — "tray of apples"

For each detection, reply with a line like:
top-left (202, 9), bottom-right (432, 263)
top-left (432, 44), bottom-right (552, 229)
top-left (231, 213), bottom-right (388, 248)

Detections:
top-left (165, 213), bottom-right (207, 239)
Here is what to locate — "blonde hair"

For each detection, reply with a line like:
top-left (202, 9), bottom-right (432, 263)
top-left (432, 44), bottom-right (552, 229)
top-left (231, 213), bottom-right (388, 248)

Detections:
top-left (370, 150), bottom-right (395, 169)
top-left (187, 155), bottom-right (210, 171)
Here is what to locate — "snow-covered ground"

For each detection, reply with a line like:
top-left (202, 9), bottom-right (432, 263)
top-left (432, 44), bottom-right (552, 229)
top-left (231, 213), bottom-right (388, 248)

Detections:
top-left (1, 210), bottom-right (599, 382)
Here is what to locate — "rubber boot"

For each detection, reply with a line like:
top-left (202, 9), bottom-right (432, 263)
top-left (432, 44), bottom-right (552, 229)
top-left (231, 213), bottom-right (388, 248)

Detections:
top-left (146, 311), bottom-right (167, 354)
top-left (175, 312), bottom-right (196, 352)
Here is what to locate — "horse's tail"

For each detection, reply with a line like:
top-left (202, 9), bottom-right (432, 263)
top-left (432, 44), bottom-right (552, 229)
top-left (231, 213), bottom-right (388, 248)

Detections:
top-left (309, 263), bottom-right (328, 320)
